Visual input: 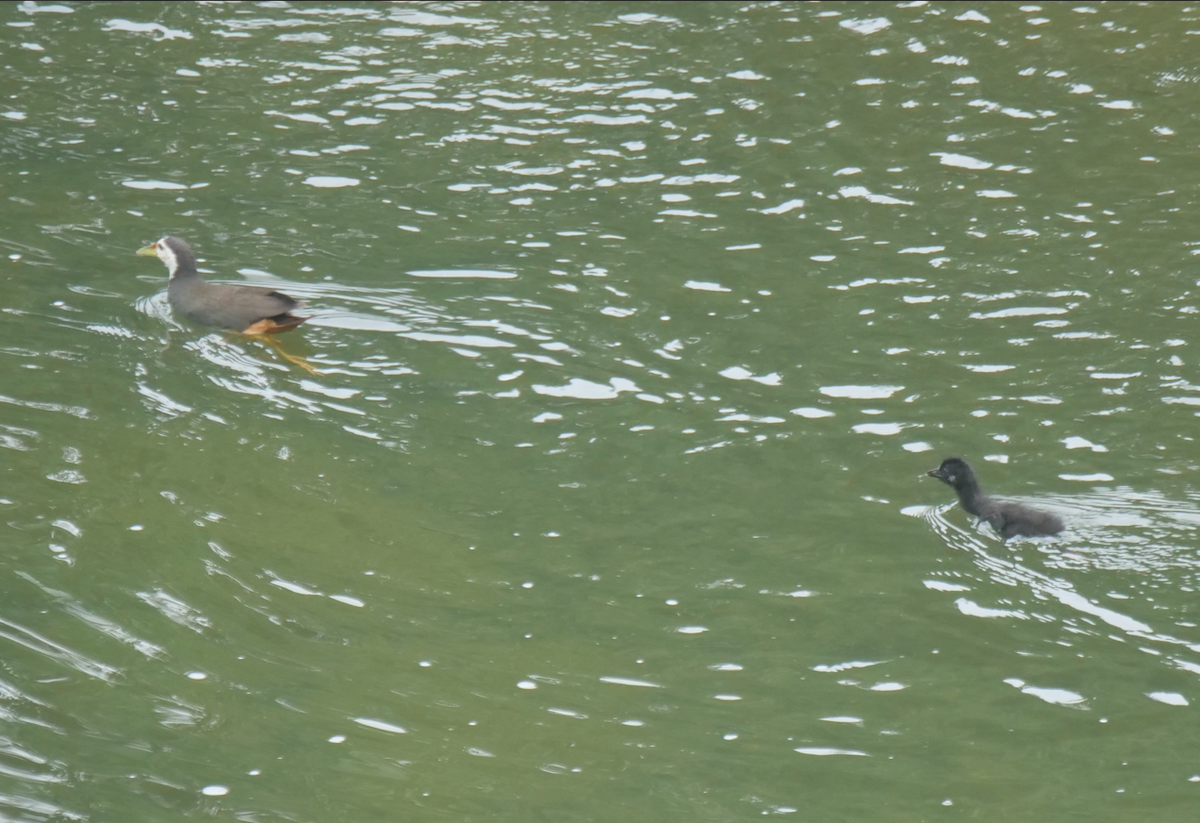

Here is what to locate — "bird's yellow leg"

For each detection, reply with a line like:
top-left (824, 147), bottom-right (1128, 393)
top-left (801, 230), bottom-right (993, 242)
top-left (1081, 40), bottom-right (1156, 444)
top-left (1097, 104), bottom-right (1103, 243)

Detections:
top-left (251, 334), bottom-right (321, 375)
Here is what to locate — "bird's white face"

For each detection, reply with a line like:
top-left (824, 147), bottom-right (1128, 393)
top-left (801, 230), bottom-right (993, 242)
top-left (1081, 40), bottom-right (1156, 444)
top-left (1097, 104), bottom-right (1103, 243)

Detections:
top-left (137, 238), bottom-right (180, 277)
top-left (153, 239), bottom-right (180, 275)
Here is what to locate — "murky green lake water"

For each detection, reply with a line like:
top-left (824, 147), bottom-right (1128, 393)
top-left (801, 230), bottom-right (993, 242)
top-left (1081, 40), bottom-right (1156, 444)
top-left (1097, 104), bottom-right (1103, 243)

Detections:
top-left (4, 1), bottom-right (1200, 819)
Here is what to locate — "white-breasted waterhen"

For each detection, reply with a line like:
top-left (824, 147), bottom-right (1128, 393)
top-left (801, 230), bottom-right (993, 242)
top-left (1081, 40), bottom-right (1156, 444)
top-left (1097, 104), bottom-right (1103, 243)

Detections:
top-left (137, 236), bottom-right (316, 372)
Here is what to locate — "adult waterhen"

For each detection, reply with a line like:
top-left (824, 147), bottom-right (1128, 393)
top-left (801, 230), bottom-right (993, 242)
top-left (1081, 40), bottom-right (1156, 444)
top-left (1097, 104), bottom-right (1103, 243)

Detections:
top-left (137, 236), bottom-right (307, 334)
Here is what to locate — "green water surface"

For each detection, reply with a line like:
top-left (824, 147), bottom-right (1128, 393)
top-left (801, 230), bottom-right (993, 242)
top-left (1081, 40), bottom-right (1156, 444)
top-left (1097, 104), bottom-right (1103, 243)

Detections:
top-left (3, 2), bottom-right (1200, 820)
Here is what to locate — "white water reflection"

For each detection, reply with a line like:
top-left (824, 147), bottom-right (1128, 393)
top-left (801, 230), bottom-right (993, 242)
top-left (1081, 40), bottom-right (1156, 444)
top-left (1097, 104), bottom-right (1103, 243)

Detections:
top-left (1146, 691), bottom-right (1188, 706)
top-left (302, 175), bottom-right (360, 188)
top-left (102, 18), bottom-right (192, 40)
top-left (532, 377), bottom-right (640, 400)
top-left (599, 676), bottom-right (662, 689)
top-left (820, 385), bottom-right (904, 400)
top-left (794, 746), bottom-right (870, 757)
top-left (1004, 679), bottom-right (1087, 708)
top-left (409, 269), bottom-right (517, 280)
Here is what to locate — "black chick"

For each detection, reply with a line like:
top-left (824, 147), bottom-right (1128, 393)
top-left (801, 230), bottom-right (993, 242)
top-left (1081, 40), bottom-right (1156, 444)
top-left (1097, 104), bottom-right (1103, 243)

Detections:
top-left (926, 457), bottom-right (1064, 540)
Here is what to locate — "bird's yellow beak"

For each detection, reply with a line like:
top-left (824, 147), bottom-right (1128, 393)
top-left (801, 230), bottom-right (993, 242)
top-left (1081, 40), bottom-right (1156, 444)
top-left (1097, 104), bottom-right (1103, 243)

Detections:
top-left (136, 243), bottom-right (158, 257)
